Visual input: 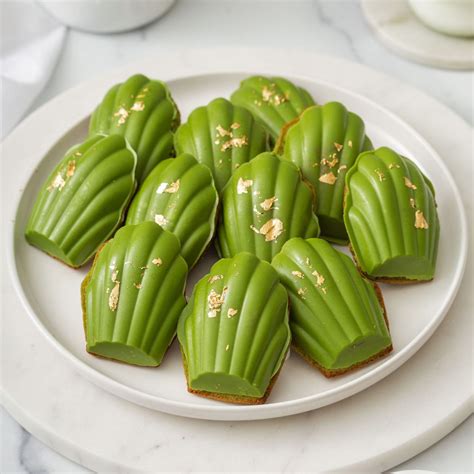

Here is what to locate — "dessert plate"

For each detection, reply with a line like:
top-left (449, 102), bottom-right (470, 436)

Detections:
top-left (5, 67), bottom-right (467, 420)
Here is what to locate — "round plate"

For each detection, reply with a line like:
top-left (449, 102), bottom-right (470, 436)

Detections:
top-left (5, 67), bottom-right (467, 420)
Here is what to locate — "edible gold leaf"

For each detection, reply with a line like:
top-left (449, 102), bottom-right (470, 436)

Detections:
top-left (259, 218), bottom-right (284, 242)
top-left (154, 214), bottom-right (168, 227)
top-left (227, 308), bottom-right (238, 318)
top-left (404, 177), bottom-right (417, 190)
top-left (152, 258), bottom-right (162, 266)
top-left (415, 210), bottom-right (429, 229)
top-left (292, 271), bottom-right (304, 279)
top-left (237, 177), bottom-right (253, 194)
top-left (108, 281), bottom-right (120, 311)
top-left (312, 270), bottom-right (325, 287)
top-left (260, 196), bottom-right (278, 211)
top-left (208, 274), bottom-right (224, 284)
top-left (319, 172), bottom-right (337, 185)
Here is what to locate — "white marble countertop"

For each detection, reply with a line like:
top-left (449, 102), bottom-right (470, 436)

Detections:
top-left (1, 1), bottom-right (472, 472)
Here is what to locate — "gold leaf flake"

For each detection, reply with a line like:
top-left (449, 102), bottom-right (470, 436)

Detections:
top-left (297, 287), bottom-right (307, 298)
top-left (154, 214), bottom-right (168, 227)
top-left (260, 196), bottom-right (278, 211)
top-left (250, 224), bottom-right (260, 234)
top-left (47, 172), bottom-right (66, 192)
top-left (348, 140), bottom-right (353, 148)
top-left (312, 270), bottom-right (325, 287)
top-left (152, 258), bottom-right (162, 266)
top-left (74, 151), bottom-right (82, 157)
top-left (114, 107), bottom-right (129, 125)
top-left (389, 163), bottom-right (401, 169)
top-left (415, 210), bottom-right (429, 229)
top-left (338, 165), bottom-right (347, 173)
top-left (259, 218), bottom-right (284, 242)
top-left (214, 140), bottom-right (220, 145)
top-left (237, 177), bottom-right (253, 194)
top-left (164, 180), bottom-right (180, 193)
top-left (207, 287), bottom-right (228, 317)
top-left (261, 85), bottom-right (273, 102)
top-left (111, 269), bottom-right (119, 282)
top-left (108, 281), bottom-right (120, 311)
top-left (292, 271), bottom-right (304, 279)
top-left (130, 101), bottom-right (145, 112)
top-left (305, 257), bottom-right (312, 267)
top-left (230, 122), bottom-right (240, 129)
top-left (409, 198), bottom-right (416, 208)
top-left (334, 142), bottom-right (343, 152)
top-left (321, 156), bottom-right (339, 168)
top-left (321, 287), bottom-right (328, 295)
top-left (375, 169), bottom-right (386, 182)
top-left (319, 172), bottom-right (337, 185)
top-left (227, 308), bottom-right (238, 318)
top-left (216, 124), bottom-right (232, 137)
top-left (208, 274), bottom-right (224, 284)
top-left (404, 177), bottom-right (417, 190)
top-left (220, 136), bottom-right (248, 152)
top-left (66, 160), bottom-right (76, 177)
top-left (134, 282), bottom-right (142, 289)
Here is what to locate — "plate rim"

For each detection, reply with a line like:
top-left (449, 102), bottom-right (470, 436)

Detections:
top-left (3, 60), bottom-right (469, 421)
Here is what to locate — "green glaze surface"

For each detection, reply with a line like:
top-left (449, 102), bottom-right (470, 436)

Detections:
top-left (174, 98), bottom-right (267, 194)
top-left (278, 102), bottom-right (373, 244)
top-left (230, 76), bottom-right (315, 140)
top-left (25, 134), bottom-right (136, 268)
top-left (178, 252), bottom-right (290, 398)
top-left (217, 152), bottom-right (320, 262)
top-left (89, 73), bottom-right (179, 184)
top-left (272, 238), bottom-right (391, 371)
top-left (344, 147), bottom-right (439, 281)
top-left (126, 153), bottom-right (218, 268)
top-left (82, 222), bottom-right (187, 367)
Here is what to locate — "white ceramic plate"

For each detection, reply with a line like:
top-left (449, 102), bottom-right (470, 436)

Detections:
top-left (5, 68), bottom-right (467, 421)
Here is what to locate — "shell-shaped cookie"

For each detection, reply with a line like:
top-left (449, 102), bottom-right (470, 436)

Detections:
top-left (276, 102), bottom-right (373, 244)
top-left (82, 222), bottom-right (188, 367)
top-left (25, 134), bottom-right (136, 268)
top-left (177, 252), bottom-right (290, 403)
top-left (272, 238), bottom-right (392, 376)
top-left (344, 147), bottom-right (440, 282)
top-left (125, 153), bottom-right (218, 268)
top-left (230, 75), bottom-right (315, 140)
top-left (89, 73), bottom-right (179, 184)
top-left (217, 152), bottom-right (320, 262)
top-left (174, 98), bottom-right (267, 194)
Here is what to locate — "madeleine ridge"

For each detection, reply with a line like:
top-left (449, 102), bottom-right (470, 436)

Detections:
top-left (217, 152), bottom-right (320, 262)
top-left (231, 76), bottom-right (315, 140)
top-left (25, 134), bottom-right (136, 268)
top-left (178, 252), bottom-right (291, 404)
top-left (82, 222), bottom-right (188, 367)
top-left (277, 102), bottom-right (373, 243)
top-left (126, 153), bottom-right (219, 268)
top-left (344, 147), bottom-right (440, 282)
top-left (174, 97), bottom-right (267, 194)
top-left (89, 73), bottom-right (180, 184)
top-left (272, 238), bottom-right (392, 376)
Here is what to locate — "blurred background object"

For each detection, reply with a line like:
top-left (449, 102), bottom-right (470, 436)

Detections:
top-left (37, 0), bottom-right (176, 33)
top-left (408, 0), bottom-right (474, 37)
top-left (362, 0), bottom-right (474, 69)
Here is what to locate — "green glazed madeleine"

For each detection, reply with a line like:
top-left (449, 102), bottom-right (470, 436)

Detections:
top-left (230, 76), bottom-right (315, 140)
top-left (272, 238), bottom-right (392, 376)
top-left (344, 147), bottom-right (440, 282)
top-left (217, 152), bottom-right (320, 262)
top-left (125, 153), bottom-right (218, 268)
top-left (89, 73), bottom-right (179, 184)
top-left (276, 102), bottom-right (373, 244)
top-left (82, 222), bottom-right (188, 367)
top-left (174, 98), bottom-right (267, 194)
top-left (25, 134), bottom-right (136, 268)
top-left (178, 252), bottom-right (291, 404)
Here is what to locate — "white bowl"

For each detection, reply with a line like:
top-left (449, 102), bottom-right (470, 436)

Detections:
top-left (37, 0), bottom-right (175, 34)
top-left (408, 0), bottom-right (474, 37)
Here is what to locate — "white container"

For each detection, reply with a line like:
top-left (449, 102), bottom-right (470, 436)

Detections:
top-left (408, 0), bottom-right (474, 37)
top-left (37, 0), bottom-right (176, 34)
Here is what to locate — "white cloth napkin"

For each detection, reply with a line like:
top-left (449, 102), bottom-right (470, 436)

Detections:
top-left (1, 0), bottom-right (66, 139)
